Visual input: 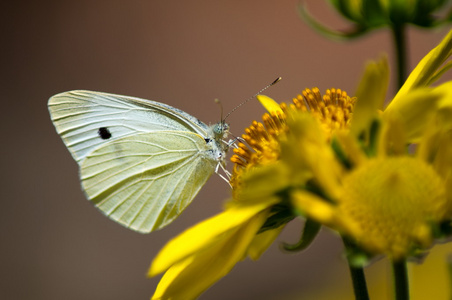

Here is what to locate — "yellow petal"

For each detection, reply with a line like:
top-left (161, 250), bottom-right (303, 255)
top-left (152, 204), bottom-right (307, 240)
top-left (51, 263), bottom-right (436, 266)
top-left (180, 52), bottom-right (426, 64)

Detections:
top-left (426, 60), bottom-right (452, 86)
top-left (283, 113), bottom-right (343, 199)
top-left (151, 210), bottom-right (269, 300)
top-left (416, 118), bottom-right (452, 187)
top-left (235, 162), bottom-right (292, 202)
top-left (151, 255), bottom-right (195, 300)
top-left (435, 81), bottom-right (452, 130)
top-left (291, 190), bottom-right (337, 225)
top-left (433, 134), bottom-right (452, 183)
top-left (377, 116), bottom-right (406, 157)
top-left (256, 95), bottom-right (283, 114)
top-left (291, 190), bottom-right (361, 239)
top-left (149, 201), bottom-right (276, 276)
top-left (247, 225), bottom-right (285, 261)
top-left (383, 87), bottom-right (444, 142)
top-left (389, 29), bottom-right (452, 106)
top-left (334, 131), bottom-right (368, 166)
top-left (351, 56), bottom-right (389, 137)
top-left (416, 123), bottom-right (443, 165)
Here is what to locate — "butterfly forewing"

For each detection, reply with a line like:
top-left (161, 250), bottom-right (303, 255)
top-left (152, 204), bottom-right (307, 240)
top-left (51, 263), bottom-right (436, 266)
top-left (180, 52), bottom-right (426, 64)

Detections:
top-left (48, 90), bottom-right (209, 163)
top-left (80, 131), bottom-right (217, 233)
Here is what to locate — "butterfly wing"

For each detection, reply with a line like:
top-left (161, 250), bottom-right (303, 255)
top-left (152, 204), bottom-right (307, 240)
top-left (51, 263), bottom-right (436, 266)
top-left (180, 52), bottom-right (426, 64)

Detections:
top-left (48, 90), bottom-right (209, 163)
top-left (80, 131), bottom-right (217, 233)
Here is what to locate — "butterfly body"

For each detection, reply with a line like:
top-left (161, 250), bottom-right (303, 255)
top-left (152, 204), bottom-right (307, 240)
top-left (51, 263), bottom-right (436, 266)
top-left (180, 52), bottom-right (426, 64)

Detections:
top-left (48, 90), bottom-right (228, 233)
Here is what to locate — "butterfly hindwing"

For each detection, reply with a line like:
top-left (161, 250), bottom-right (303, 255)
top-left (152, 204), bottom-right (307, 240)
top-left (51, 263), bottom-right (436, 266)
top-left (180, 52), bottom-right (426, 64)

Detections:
top-left (80, 131), bottom-right (217, 233)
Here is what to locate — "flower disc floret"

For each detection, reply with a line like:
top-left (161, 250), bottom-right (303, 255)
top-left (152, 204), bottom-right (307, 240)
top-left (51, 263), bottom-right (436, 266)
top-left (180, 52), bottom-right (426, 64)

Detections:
top-left (230, 88), bottom-right (356, 190)
top-left (339, 156), bottom-right (447, 258)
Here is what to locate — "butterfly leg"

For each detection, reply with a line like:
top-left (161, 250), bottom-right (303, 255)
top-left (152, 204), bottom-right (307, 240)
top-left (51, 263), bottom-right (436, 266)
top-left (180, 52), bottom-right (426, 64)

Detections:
top-left (222, 136), bottom-right (241, 149)
top-left (215, 162), bottom-right (232, 187)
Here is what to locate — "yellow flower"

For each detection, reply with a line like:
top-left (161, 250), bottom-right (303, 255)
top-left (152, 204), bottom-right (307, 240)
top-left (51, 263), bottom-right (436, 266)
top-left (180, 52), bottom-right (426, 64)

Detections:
top-left (148, 29), bottom-right (452, 299)
top-left (148, 85), bottom-right (362, 299)
top-left (148, 88), bottom-right (357, 299)
top-left (261, 30), bottom-right (452, 260)
top-left (290, 112), bottom-right (452, 259)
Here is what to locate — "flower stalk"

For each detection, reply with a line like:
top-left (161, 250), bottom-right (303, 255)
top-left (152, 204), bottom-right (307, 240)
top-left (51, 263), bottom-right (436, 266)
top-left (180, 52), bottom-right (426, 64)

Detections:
top-left (393, 260), bottom-right (409, 300)
top-left (391, 23), bottom-right (408, 89)
top-left (344, 239), bottom-right (370, 300)
top-left (348, 265), bottom-right (370, 300)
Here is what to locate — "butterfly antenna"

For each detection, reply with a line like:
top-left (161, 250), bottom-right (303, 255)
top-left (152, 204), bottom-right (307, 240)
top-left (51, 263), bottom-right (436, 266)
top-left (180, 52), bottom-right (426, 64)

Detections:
top-left (223, 77), bottom-right (282, 121)
top-left (214, 98), bottom-right (224, 125)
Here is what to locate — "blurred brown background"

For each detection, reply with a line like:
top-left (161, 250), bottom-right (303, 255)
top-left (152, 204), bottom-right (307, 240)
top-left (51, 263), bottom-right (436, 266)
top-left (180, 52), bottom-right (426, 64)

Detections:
top-left (2, 1), bottom-right (451, 299)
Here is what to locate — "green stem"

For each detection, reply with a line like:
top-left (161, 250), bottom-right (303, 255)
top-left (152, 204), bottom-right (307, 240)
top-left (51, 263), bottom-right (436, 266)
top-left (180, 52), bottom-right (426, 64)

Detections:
top-left (391, 23), bottom-right (408, 90)
top-left (393, 259), bottom-right (409, 300)
top-left (390, 21), bottom-right (410, 300)
top-left (343, 239), bottom-right (369, 300)
top-left (348, 264), bottom-right (370, 300)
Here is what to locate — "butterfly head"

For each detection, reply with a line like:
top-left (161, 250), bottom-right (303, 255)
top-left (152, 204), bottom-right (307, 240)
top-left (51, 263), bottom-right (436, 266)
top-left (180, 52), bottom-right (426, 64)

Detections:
top-left (206, 121), bottom-right (230, 164)
top-left (212, 122), bottom-right (230, 141)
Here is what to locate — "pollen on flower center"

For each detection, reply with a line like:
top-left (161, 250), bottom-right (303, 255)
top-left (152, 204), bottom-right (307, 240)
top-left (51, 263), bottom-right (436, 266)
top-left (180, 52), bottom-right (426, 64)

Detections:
top-left (339, 156), bottom-right (447, 258)
top-left (230, 87), bottom-right (356, 190)
top-left (294, 88), bottom-right (356, 136)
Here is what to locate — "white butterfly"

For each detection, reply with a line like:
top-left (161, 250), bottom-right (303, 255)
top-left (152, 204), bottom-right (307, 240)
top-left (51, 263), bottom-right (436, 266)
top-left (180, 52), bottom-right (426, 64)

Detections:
top-left (48, 90), bottom-right (229, 233)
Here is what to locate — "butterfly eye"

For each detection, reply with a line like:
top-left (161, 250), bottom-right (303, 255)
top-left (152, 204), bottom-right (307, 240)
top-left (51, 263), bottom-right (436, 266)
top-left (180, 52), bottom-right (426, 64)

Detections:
top-left (98, 127), bottom-right (112, 140)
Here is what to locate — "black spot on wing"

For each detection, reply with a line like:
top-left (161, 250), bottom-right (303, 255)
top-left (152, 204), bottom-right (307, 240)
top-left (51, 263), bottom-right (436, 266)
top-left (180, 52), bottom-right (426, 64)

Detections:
top-left (98, 127), bottom-right (112, 140)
